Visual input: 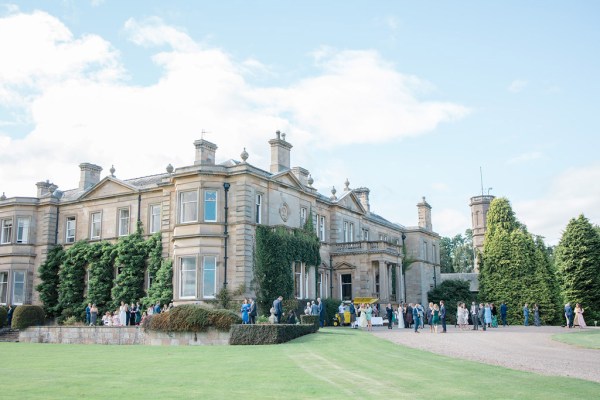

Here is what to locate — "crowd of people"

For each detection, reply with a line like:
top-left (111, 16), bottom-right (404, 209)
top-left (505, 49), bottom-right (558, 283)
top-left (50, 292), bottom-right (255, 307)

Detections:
top-left (84, 300), bottom-right (173, 327)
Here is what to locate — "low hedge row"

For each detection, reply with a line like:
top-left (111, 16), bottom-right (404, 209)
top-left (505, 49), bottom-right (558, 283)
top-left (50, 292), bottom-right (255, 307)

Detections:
top-left (0, 306), bottom-right (7, 328)
top-left (300, 314), bottom-right (319, 330)
top-left (11, 305), bottom-right (45, 330)
top-left (142, 305), bottom-right (241, 332)
top-left (229, 323), bottom-right (317, 345)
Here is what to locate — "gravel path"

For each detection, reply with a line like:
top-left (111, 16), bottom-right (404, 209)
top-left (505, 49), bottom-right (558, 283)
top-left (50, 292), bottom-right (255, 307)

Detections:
top-left (371, 325), bottom-right (600, 383)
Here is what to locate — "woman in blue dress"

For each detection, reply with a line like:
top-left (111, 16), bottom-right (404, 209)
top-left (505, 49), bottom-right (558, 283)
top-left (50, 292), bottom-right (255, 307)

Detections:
top-left (241, 298), bottom-right (250, 324)
top-left (484, 303), bottom-right (492, 328)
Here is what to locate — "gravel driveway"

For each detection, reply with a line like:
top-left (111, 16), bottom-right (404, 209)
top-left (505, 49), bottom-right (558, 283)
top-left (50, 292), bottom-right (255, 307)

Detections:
top-left (372, 325), bottom-right (600, 383)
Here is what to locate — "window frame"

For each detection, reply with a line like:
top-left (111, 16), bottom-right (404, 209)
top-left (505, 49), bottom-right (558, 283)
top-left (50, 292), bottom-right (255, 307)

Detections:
top-left (149, 204), bottom-right (161, 234)
top-left (318, 215), bottom-right (325, 242)
top-left (179, 256), bottom-right (197, 299)
top-left (16, 216), bottom-right (31, 244)
top-left (117, 207), bottom-right (130, 237)
top-left (202, 255), bottom-right (217, 299)
top-left (90, 211), bottom-right (102, 240)
top-left (203, 189), bottom-right (218, 222)
top-left (0, 271), bottom-right (8, 304)
top-left (179, 190), bottom-right (199, 224)
top-left (12, 270), bottom-right (26, 305)
top-left (255, 193), bottom-right (262, 224)
top-left (300, 207), bottom-right (307, 227)
top-left (1, 218), bottom-right (13, 244)
top-left (65, 216), bottom-right (76, 243)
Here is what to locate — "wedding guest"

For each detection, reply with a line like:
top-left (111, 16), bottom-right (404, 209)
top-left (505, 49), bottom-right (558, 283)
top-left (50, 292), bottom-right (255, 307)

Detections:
top-left (533, 304), bottom-right (541, 327)
top-left (574, 303), bottom-right (587, 329)
top-left (90, 304), bottom-right (98, 326)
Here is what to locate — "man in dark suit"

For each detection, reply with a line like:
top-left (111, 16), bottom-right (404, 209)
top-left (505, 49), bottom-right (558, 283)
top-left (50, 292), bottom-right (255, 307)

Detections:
top-left (565, 303), bottom-right (574, 328)
top-left (500, 302), bottom-right (508, 327)
top-left (439, 300), bottom-right (447, 333)
top-left (317, 297), bottom-right (325, 327)
top-left (273, 296), bottom-right (283, 323)
top-left (249, 299), bottom-right (257, 324)
top-left (471, 302), bottom-right (479, 330)
top-left (385, 303), bottom-right (393, 330)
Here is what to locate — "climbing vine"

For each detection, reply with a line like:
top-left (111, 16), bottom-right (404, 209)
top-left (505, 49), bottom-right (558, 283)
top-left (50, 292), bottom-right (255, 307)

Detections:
top-left (36, 245), bottom-right (65, 318)
top-left (143, 232), bottom-right (173, 308)
top-left (254, 225), bottom-right (321, 315)
top-left (57, 240), bottom-right (89, 320)
top-left (85, 241), bottom-right (117, 312)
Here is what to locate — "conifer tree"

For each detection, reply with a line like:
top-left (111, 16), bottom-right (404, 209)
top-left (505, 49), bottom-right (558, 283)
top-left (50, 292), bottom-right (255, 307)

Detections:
top-left (555, 215), bottom-right (600, 321)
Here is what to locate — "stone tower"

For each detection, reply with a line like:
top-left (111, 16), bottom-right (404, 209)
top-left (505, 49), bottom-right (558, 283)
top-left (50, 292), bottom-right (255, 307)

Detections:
top-left (469, 195), bottom-right (495, 271)
top-left (417, 196), bottom-right (432, 231)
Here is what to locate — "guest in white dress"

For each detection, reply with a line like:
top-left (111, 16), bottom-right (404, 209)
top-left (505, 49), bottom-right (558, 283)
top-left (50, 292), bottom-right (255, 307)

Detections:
top-left (397, 305), bottom-right (405, 329)
top-left (119, 302), bottom-right (127, 327)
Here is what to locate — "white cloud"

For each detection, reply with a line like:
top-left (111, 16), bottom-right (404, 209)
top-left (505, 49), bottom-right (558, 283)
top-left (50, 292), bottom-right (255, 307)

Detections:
top-left (0, 12), bottom-right (468, 198)
top-left (507, 151), bottom-right (542, 165)
top-left (508, 79), bottom-right (528, 93)
top-left (434, 208), bottom-right (471, 238)
top-left (431, 182), bottom-right (449, 192)
top-left (514, 164), bottom-right (600, 245)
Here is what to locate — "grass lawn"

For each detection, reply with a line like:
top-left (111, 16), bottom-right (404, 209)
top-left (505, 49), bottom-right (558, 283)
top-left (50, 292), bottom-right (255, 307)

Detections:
top-left (1, 328), bottom-right (598, 399)
top-left (552, 328), bottom-right (600, 349)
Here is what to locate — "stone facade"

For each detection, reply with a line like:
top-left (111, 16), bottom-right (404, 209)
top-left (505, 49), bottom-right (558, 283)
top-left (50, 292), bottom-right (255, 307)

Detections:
top-left (0, 133), bottom-right (440, 308)
top-left (469, 195), bottom-right (495, 271)
top-left (19, 326), bottom-right (230, 346)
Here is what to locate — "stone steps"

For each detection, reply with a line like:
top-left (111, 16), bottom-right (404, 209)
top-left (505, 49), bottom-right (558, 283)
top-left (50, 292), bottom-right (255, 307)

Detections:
top-left (0, 329), bottom-right (19, 342)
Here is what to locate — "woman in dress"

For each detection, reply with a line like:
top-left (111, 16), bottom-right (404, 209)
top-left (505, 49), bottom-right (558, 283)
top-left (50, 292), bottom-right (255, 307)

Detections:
top-left (533, 304), bottom-right (541, 327)
top-left (491, 303), bottom-right (499, 328)
top-left (574, 303), bottom-right (587, 328)
top-left (397, 304), bottom-right (405, 329)
top-left (432, 303), bottom-right (440, 333)
top-left (119, 301), bottom-right (127, 327)
top-left (240, 298), bottom-right (250, 324)
top-left (460, 303), bottom-right (469, 330)
top-left (358, 303), bottom-right (368, 328)
top-left (484, 303), bottom-right (492, 327)
top-left (365, 303), bottom-right (373, 332)
top-left (135, 302), bottom-right (142, 325)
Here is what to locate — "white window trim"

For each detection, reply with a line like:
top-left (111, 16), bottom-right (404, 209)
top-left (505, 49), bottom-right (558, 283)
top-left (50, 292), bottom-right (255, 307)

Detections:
top-left (203, 190), bottom-right (218, 223)
top-left (179, 256), bottom-right (197, 299)
top-left (179, 190), bottom-right (199, 224)
top-left (0, 271), bottom-right (8, 305)
top-left (66, 216), bottom-right (76, 243)
top-left (149, 204), bottom-right (161, 234)
top-left (90, 211), bottom-right (102, 240)
top-left (319, 216), bottom-right (325, 242)
top-left (255, 193), bottom-right (263, 224)
top-left (118, 207), bottom-right (130, 237)
top-left (294, 261), bottom-right (305, 299)
top-left (12, 270), bottom-right (26, 305)
top-left (1, 218), bottom-right (13, 244)
top-left (202, 255), bottom-right (217, 299)
top-left (16, 216), bottom-right (31, 244)
top-left (300, 207), bottom-right (307, 227)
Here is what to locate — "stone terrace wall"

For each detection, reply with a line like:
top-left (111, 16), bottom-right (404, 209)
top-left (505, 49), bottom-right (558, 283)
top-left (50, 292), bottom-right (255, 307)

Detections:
top-left (19, 326), bottom-right (231, 346)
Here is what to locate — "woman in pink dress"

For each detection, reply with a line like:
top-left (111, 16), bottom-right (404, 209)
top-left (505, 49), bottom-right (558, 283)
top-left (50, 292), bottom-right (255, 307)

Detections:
top-left (574, 303), bottom-right (587, 328)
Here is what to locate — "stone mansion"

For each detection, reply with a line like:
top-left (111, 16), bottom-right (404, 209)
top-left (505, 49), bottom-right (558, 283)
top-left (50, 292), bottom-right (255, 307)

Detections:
top-left (0, 132), bottom-right (440, 308)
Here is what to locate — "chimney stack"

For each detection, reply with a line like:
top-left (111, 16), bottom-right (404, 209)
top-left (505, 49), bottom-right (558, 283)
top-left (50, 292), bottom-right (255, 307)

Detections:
top-left (79, 163), bottom-right (102, 190)
top-left (194, 139), bottom-right (218, 165)
top-left (36, 180), bottom-right (52, 197)
top-left (354, 187), bottom-right (370, 213)
top-left (269, 131), bottom-right (292, 174)
top-left (292, 167), bottom-right (309, 186)
top-left (417, 196), bottom-right (432, 231)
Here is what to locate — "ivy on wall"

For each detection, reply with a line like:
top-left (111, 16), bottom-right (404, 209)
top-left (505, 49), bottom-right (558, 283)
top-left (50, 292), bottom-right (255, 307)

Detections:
top-left (35, 245), bottom-right (65, 318)
top-left (85, 241), bottom-right (117, 312)
top-left (57, 240), bottom-right (89, 320)
top-left (143, 232), bottom-right (173, 308)
top-left (254, 225), bottom-right (321, 315)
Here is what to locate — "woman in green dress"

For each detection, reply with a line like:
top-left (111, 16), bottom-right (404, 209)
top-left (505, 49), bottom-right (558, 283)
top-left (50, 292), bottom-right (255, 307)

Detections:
top-left (432, 303), bottom-right (440, 333)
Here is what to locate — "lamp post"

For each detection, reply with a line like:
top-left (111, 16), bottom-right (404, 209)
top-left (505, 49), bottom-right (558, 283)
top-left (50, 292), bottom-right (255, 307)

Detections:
top-left (223, 182), bottom-right (230, 289)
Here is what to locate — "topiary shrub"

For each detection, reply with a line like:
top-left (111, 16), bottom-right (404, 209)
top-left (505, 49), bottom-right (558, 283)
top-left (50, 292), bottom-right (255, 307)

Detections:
top-left (229, 324), bottom-right (316, 345)
top-left (300, 315), bottom-right (319, 331)
top-left (144, 305), bottom-right (241, 333)
top-left (11, 305), bottom-right (45, 330)
top-left (0, 306), bottom-right (7, 328)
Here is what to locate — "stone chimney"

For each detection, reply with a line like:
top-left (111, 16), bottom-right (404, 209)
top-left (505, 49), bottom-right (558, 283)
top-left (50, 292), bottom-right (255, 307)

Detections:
top-left (354, 187), bottom-right (370, 213)
top-left (292, 166), bottom-right (309, 186)
top-left (269, 131), bottom-right (292, 174)
top-left (417, 196), bottom-right (432, 231)
top-left (79, 163), bottom-right (102, 190)
top-left (194, 139), bottom-right (218, 165)
top-left (36, 180), bottom-right (52, 197)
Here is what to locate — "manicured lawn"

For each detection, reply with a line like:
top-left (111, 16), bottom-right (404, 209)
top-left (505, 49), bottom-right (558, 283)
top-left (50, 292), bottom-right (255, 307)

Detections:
top-left (552, 328), bottom-right (600, 349)
top-left (1, 328), bottom-right (598, 399)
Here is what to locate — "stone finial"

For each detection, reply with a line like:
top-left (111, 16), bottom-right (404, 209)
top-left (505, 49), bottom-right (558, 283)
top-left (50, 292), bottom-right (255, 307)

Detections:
top-left (344, 178), bottom-right (350, 191)
top-left (281, 132), bottom-right (286, 141)
top-left (0, 192), bottom-right (6, 201)
top-left (110, 165), bottom-right (116, 177)
top-left (330, 186), bottom-right (337, 200)
top-left (241, 147), bottom-right (249, 163)
top-left (166, 163), bottom-right (174, 174)
top-left (307, 174), bottom-right (314, 186)
top-left (276, 130), bottom-right (281, 139)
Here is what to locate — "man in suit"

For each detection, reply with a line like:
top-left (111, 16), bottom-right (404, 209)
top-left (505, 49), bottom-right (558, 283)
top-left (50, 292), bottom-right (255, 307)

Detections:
top-left (471, 302), bottom-right (479, 330)
top-left (273, 296), bottom-right (283, 323)
top-left (523, 303), bottom-right (529, 326)
top-left (249, 299), bottom-right (257, 324)
top-left (412, 303), bottom-right (420, 333)
top-left (565, 303), bottom-right (574, 328)
top-left (405, 303), bottom-right (413, 329)
top-left (439, 300), bottom-right (447, 333)
top-left (385, 303), bottom-right (393, 330)
top-left (478, 303), bottom-right (486, 331)
top-left (500, 302), bottom-right (508, 327)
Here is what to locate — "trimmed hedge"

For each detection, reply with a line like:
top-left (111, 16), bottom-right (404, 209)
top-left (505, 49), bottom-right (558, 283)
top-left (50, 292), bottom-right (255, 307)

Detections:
top-left (0, 306), bottom-right (7, 328)
top-left (11, 305), bottom-right (45, 330)
top-left (300, 315), bottom-right (319, 330)
top-left (142, 305), bottom-right (241, 333)
top-left (229, 323), bottom-right (317, 345)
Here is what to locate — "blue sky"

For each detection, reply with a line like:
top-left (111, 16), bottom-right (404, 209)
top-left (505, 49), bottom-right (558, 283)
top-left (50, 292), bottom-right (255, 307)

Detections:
top-left (1, 1), bottom-right (599, 244)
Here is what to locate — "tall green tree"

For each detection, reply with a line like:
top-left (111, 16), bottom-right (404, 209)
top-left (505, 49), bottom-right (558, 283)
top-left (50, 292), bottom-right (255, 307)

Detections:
top-left (439, 237), bottom-right (454, 273)
top-left (439, 230), bottom-right (474, 273)
top-left (555, 215), bottom-right (600, 321)
top-left (86, 242), bottom-right (116, 313)
top-left (36, 245), bottom-right (65, 318)
top-left (480, 198), bottom-right (560, 325)
top-left (533, 236), bottom-right (561, 324)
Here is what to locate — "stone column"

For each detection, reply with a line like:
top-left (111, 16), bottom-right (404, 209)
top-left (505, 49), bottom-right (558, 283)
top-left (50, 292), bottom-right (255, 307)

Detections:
top-left (378, 260), bottom-right (389, 301)
top-left (307, 265), bottom-right (315, 299)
